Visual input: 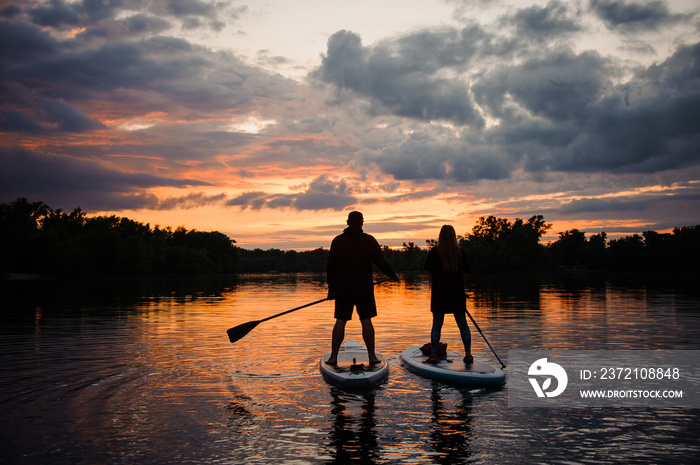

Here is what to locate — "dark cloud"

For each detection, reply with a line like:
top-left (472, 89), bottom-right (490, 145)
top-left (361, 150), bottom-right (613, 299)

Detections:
top-left (1, 18), bottom-right (296, 137)
top-left (227, 191), bottom-right (269, 210)
top-left (559, 191), bottom-right (695, 214)
top-left (77, 14), bottom-right (172, 40)
top-left (361, 36), bottom-right (700, 182)
top-left (1, 5), bottom-right (21, 18)
top-left (29, 0), bottom-right (116, 28)
top-left (369, 132), bottom-right (512, 182)
top-left (1, 30), bottom-right (155, 95)
top-left (474, 49), bottom-right (613, 122)
top-left (553, 186), bottom-right (700, 232)
top-left (294, 176), bottom-right (355, 210)
top-left (25, 38), bottom-right (207, 92)
top-left (27, 0), bottom-right (229, 31)
top-left (39, 94), bottom-right (106, 132)
top-left (507, 0), bottom-right (583, 41)
top-left (314, 29), bottom-right (487, 127)
top-left (152, 0), bottom-right (217, 18)
top-left (312, 13), bottom-right (698, 189)
top-left (553, 42), bottom-right (700, 173)
top-left (156, 192), bottom-right (227, 210)
top-left (366, 188), bottom-right (439, 204)
top-left (227, 175), bottom-right (357, 211)
top-left (590, 0), bottom-right (681, 30)
top-left (0, 20), bottom-right (60, 64)
top-left (0, 146), bottom-right (209, 210)
top-left (0, 82), bottom-right (105, 134)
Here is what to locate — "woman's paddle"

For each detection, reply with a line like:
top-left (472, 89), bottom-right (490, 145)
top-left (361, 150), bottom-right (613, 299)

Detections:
top-left (465, 308), bottom-right (507, 369)
top-left (226, 277), bottom-right (394, 343)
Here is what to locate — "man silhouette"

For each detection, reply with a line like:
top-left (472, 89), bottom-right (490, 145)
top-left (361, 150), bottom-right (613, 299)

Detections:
top-left (326, 211), bottom-right (397, 365)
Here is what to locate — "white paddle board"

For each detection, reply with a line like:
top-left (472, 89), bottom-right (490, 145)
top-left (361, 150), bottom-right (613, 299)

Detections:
top-left (320, 339), bottom-right (389, 390)
top-left (401, 345), bottom-right (505, 387)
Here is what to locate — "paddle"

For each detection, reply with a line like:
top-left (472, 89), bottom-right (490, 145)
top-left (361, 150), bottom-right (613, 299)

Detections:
top-left (465, 307), bottom-right (507, 369)
top-left (226, 277), bottom-right (394, 343)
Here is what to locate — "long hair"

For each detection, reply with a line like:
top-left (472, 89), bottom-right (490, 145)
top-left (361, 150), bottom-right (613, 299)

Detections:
top-left (437, 225), bottom-right (462, 273)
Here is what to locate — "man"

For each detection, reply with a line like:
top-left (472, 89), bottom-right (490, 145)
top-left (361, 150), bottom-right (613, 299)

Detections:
top-left (326, 211), bottom-right (397, 365)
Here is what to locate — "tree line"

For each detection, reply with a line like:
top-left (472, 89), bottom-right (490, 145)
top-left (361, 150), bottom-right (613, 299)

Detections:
top-left (1, 198), bottom-right (698, 277)
top-left (1, 198), bottom-right (237, 276)
top-left (458, 215), bottom-right (699, 274)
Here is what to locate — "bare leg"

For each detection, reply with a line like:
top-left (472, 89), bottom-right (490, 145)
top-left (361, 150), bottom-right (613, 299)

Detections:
top-left (454, 312), bottom-right (473, 363)
top-left (430, 313), bottom-right (445, 354)
top-left (327, 319), bottom-right (346, 365)
top-left (360, 319), bottom-right (380, 364)
top-left (427, 313), bottom-right (445, 364)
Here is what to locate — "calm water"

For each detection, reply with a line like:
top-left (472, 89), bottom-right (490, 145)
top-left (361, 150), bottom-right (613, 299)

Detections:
top-left (1, 272), bottom-right (699, 464)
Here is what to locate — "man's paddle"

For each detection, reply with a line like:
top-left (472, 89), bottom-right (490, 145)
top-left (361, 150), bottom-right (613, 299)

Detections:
top-left (227, 297), bottom-right (329, 343)
top-left (226, 277), bottom-right (394, 343)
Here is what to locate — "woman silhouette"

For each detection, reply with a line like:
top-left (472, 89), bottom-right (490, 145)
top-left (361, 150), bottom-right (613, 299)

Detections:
top-left (424, 225), bottom-right (473, 364)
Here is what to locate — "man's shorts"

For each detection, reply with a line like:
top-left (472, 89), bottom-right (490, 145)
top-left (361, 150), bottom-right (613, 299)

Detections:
top-left (334, 294), bottom-right (377, 321)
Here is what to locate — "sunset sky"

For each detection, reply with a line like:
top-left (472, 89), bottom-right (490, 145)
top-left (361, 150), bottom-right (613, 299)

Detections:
top-left (2, 0), bottom-right (699, 249)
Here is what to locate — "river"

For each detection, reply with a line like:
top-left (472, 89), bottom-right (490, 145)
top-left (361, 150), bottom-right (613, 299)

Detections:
top-left (1, 272), bottom-right (699, 464)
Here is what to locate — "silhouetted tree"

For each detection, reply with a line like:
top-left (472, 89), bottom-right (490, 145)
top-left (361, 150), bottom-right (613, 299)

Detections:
top-left (459, 215), bottom-right (553, 272)
top-left (671, 226), bottom-right (700, 273)
top-left (548, 229), bottom-right (609, 270)
top-left (383, 242), bottom-right (428, 271)
top-left (0, 198), bottom-right (50, 273)
top-left (608, 234), bottom-right (645, 271)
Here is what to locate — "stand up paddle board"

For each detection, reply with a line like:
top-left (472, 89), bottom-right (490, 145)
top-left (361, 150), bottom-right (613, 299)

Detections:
top-left (401, 345), bottom-right (505, 387)
top-left (320, 339), bottom-right (389, 390)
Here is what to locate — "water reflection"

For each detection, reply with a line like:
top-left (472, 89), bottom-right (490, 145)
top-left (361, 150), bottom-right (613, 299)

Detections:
top-left (429, 384), bottom-right (473, 464)
top-left (226, 393), bottom-right (254, 425)
top-left (326, 389), bottom-right (379, 464)
top-left (1, 274), bottom-right (241, 318)
top-left (2, 272), bottom-right (700, 464)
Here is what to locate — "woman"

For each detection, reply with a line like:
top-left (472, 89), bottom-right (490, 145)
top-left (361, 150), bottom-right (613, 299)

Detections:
top-left (423, 225), bottom-right (473, 364)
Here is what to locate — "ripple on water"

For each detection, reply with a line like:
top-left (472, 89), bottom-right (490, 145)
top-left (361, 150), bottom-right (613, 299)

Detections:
top-left (2, 273), bottom-right (700, 464)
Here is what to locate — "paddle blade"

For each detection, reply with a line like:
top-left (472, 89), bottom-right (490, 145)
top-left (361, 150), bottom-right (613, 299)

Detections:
top-left (227, 320), bottom-right (260, 343)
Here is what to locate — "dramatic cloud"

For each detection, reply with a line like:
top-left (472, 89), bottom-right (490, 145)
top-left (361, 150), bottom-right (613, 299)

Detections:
top-left (1, 0), bottom-right (698, 248)
top-left (156, 192), bottom-right (227, 210)
top-left (314, 29), bottom-right (488, 127)
top-left (1, 81), bottom-right (105, 134)
top-left (0, 146), bottom-right (208, 210)
top-left (590, 0), bottom-right (683, 30)
top-left (368, 131), bottom-right (513, 182)
top-left (77, 14), bottom-right (172, 40)
top-left (27, 0), bottom-right (232, 31)
top-left (0, 21), bottom-right (290, 126)
top-left (228, 175), bottom-right (357, 211)
top-left (317, 22), bottom-right (700, 184)
top-left (506, 0), bottom-right (583, 41)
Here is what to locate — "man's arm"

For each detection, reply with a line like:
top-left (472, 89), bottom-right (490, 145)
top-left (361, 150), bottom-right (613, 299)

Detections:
top-left (327, 238), bottom-right (339, 297)
top-left (370, 237), bottom-right (398, 279)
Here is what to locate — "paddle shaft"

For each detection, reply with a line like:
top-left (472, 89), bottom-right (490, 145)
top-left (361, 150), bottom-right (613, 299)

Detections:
top-left (262, 276), bottom-right (392, 323)
top-left (258, 297), bottom-right (329, 323)
top-left (465, 308), bottom-right (507, 369)
top-left (227, 276), bottom-right (394, 343)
